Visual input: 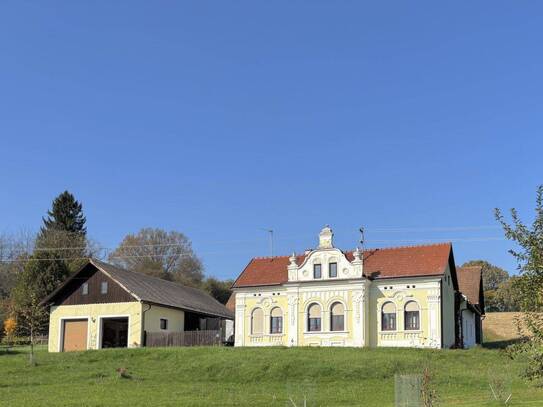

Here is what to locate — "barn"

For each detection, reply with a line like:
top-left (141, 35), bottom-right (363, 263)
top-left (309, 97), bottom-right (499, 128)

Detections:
top-left (41, 259), bottom-right (233, 352)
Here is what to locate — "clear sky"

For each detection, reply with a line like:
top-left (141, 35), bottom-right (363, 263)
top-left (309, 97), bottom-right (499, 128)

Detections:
top-left (1, 2), bottom-right (542, 280)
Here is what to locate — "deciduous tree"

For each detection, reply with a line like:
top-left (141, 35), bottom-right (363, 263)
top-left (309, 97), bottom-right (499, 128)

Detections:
top-left (496, 185), bottom-right (543, 383)
top-left (109, 228), bottom-right (204, 287)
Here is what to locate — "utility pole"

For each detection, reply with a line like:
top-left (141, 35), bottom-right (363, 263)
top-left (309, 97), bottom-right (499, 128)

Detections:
top-left (261, 228), bottom-right (274, 257)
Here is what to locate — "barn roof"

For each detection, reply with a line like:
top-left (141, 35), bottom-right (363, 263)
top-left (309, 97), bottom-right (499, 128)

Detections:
top-left (42, 259), bottom-right (234, 319)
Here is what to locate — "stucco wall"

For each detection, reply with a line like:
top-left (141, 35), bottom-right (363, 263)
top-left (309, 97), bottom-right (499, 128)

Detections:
top-left (441, 264), bottom-right (456, 348)
top-left (48, 302), bottom-right (143, 352)
top-left (369, 278), bottom-right (441, 348)
top-left (143, 304), bottom-right (185, 332)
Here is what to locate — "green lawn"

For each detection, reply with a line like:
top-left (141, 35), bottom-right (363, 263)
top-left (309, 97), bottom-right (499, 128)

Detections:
top-left (0, 345), bottom-right (541, 406)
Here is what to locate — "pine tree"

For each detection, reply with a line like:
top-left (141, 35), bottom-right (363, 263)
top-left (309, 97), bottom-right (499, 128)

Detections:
top-left (11, 191), bottom-right (88, 335)
top-left (37, 191), bottom-right (87, 250)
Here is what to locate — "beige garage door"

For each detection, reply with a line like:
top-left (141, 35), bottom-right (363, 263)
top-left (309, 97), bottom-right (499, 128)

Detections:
top-left (62, 319), bottom-right (88, 352)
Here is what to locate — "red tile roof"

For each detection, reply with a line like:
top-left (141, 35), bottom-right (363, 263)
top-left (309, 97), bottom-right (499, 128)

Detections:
top-left (232, 243), bottom-right (452, 288)
top-left (456, 265), bottom-right (483, 306)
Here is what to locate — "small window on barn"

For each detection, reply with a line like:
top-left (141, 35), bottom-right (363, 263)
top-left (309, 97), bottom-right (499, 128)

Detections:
top-left (160, 318), bottom-right (168, 330)
top-left (100, 281), bottom-right (108, 294)
top-left (81, 283), bottom-right (89, 295)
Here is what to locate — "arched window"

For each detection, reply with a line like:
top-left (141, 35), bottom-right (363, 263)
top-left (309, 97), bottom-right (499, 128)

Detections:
top-left (404, 301), bottom-right (420, 330)
top-left (330, 302), bottom-right (345, 331)
top-left (251, 308), bottom-right (263, 335)
top-left (381, 302), bottom-right (396, 331)
top-left (270, 307), bottom-right (283, 334)
top-left (307, 303), bottom-right (321, 332)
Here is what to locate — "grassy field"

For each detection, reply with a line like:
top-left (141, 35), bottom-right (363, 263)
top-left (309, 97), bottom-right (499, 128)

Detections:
top-left (0, 344), bottom-right (541, 406)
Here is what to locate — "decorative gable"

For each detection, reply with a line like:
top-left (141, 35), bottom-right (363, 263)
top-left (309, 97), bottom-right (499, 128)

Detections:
top-left (287, 226), bottom-right (363, 282)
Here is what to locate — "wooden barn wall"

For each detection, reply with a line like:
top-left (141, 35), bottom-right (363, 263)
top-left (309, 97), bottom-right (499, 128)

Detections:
top-left (54, 264), bottom-right (136, 305)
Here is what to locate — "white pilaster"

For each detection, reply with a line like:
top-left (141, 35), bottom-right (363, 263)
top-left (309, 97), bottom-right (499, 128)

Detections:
top-left (287, 294), bottom-right (299, 346)
top-left (427, 289), bottom-right (441, 348)
top-left (234, 293), bottom-right (246, 347)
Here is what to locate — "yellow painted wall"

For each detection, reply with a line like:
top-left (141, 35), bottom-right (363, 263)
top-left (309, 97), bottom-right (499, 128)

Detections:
top-left (48, 302), bottom-right (142, 352)
top-left (297, 291), bottom-right (354, 347)
top-left (244, 294), bottom-right (289, 346)
top-left (369, 282), bottom-right (433, 348)
top-left (143, 304), bottom-right (184, 332)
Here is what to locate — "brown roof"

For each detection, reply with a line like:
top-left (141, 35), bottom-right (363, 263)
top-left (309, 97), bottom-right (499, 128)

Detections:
top-left (456, 265), bottom-right (483, 306)
top-left (232, 243), bottom-right (452, 288)
top-left (225, 293), bottom-right (235, 312)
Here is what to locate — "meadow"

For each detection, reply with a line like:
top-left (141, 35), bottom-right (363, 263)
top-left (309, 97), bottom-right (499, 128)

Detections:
top-left (1, 341), bottom-right (542, 406)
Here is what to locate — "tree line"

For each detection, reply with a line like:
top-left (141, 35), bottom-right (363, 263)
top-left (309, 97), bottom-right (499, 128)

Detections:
top-left (0, 191), bottom-right (233, 338)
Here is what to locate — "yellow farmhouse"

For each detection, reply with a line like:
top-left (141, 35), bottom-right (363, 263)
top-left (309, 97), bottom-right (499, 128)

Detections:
top-left (42, 259), bottom-right (233, 352)
top-left (228, 226), bottom-right (484, 349)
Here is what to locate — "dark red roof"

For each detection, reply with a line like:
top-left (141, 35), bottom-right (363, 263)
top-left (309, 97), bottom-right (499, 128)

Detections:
top-left (232, 243), bottom-right (452, 288)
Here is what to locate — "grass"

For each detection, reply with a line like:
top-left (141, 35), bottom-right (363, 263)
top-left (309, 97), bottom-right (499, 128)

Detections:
top-left (0, 345), bottom-right (541, 406)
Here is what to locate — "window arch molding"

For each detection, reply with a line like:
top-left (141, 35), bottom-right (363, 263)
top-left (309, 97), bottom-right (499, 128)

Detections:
top-left (403, 300), bottom-right (421, 331)
top-left (329, 301), bottom-right (346, 331)
top-left (306, 301), bottom-right (323, 332)
top-left (381, 301), bottom-right (397, 331)
top-left (270, 306), bottom-right (283, 334)
top-left (250, 307), bottom-right (264, 335)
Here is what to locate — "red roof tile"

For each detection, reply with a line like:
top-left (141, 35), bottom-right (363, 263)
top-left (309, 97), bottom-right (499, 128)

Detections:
top-left (232, 243), bottom-right (452, 288)
top-left (456, 265), bottom-right (483, 306)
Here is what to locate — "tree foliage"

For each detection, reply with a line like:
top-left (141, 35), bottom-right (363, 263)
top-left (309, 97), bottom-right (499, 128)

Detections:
top-left (11, 252), bottom-right (70, 335)
top-left (201, 278), bottom-right (233, 304)
top-left (496, 185), bottom-right (543, 383)
top-left (109, 228), bottom-right (204, 287)
top-left (11, 191), bottom-right (88, 335)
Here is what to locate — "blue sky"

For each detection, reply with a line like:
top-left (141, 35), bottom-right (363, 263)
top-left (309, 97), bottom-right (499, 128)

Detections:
top-left (1, 2), bottom-right (542, 279)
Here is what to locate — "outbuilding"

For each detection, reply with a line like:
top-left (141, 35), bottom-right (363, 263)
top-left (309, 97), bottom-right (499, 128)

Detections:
top-left (42, 259), bottom-right (233, 352)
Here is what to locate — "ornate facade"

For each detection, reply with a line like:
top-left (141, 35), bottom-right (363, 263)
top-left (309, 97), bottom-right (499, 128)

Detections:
top-left (230, 226), bottom-right (467, 348)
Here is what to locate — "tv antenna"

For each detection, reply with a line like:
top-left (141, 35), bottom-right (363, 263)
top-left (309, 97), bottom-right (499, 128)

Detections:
top-left (261, 228), bottom-right (274, 257)
top-left (359, 227), bottom-right (365, 248)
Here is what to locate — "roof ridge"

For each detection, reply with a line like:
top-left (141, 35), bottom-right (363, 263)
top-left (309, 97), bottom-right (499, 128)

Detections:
top-left (362, 242), bottom-right (452, 252)
top-left (250, 242), bottom-right (452, 260)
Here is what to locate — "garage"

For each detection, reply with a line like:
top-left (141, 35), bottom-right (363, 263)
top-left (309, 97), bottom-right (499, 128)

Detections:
top-left (62, 319), bottom-right (88, 352)
top-left (100, 317), bottom-right (129, 348)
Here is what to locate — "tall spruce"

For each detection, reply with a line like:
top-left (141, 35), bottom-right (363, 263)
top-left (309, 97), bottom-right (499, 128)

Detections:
top-left (12, 191), bottom-right (88, 335)
top-left (37, 191), bottom-right (87, 252)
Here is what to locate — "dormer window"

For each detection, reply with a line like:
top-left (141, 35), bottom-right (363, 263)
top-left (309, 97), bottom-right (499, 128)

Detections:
top-left (329, 262), bottom-right (337, 278)
top-left (313, 264), bottom-right (322, 279)
top-left (100, 281), bottom-right (108, 295)
top-left (81, 283), bottom-right (89, 295)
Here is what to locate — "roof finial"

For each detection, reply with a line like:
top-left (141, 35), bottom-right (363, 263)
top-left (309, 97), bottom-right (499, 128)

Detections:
top-left (318, 225), bottom-right (333, 249)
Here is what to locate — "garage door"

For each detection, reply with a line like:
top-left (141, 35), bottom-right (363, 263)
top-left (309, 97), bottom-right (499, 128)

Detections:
top-left (62, 319), bottom-right (88, 352)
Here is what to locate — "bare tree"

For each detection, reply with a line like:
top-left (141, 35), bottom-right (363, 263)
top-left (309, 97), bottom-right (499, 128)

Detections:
top-left (109, 228), bottom-right (204, 287)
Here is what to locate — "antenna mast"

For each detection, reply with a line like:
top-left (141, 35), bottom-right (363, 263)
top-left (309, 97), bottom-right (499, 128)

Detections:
top-left (261, 228), bottom-right (274, 257)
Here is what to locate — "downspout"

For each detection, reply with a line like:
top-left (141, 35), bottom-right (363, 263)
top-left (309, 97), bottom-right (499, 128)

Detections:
top-left (141, 303), bottom-right (152, 347)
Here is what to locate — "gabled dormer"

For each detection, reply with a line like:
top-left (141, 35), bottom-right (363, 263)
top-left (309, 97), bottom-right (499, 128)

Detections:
top-left (287, 226), bottom-right (364, 282)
